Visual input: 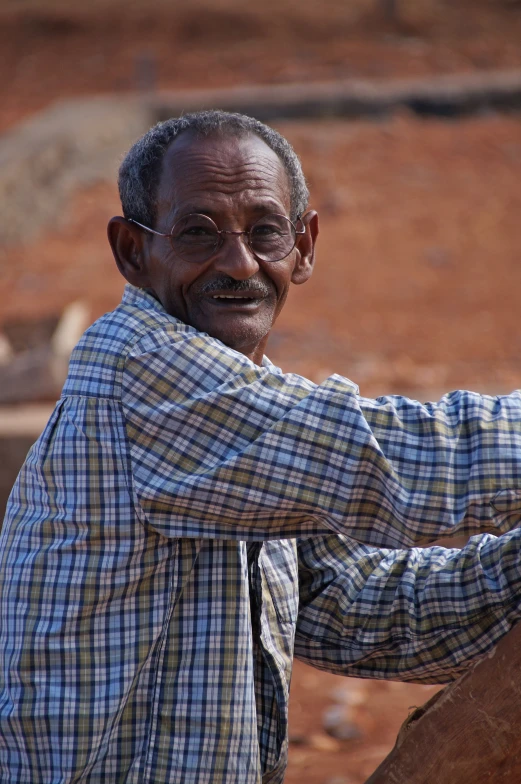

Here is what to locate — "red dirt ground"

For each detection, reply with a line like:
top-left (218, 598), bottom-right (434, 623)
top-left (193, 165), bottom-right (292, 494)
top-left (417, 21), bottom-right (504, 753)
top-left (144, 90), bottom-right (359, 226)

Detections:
top-left (3, 0), bottom-right (521, 133)
top-left (2, 2), bottom-right (521, 781)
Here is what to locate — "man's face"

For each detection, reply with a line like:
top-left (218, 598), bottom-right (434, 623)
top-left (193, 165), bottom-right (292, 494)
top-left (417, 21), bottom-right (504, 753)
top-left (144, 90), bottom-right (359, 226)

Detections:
top-left (118, 131), bottom-right (317, 363)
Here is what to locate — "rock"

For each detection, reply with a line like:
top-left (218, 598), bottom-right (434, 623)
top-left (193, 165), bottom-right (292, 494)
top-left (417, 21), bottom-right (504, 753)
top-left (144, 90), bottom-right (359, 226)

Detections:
top-left (309, 733), bottom-right (342, 752)
top-left (288, 732), bottom-right (309, 746)
top-left (0, 334), bottom-right (13, 365)
top-left (51, 301), bottom-right (90, 358)
top-left (322, 704), bottom-right (363, 741)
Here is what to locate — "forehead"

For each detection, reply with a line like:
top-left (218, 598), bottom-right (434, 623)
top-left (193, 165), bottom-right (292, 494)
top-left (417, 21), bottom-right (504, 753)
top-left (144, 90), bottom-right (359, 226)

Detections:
top-left (156, 130), bottom-right (291, 219)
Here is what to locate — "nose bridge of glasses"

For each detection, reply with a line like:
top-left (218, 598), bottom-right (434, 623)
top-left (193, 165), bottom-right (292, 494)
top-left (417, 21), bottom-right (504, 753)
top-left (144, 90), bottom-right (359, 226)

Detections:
top-left (219, 228), bottom-right (255, 255)
top-left (218, 228), bottom-right (251, 249)
top-left (210, 227), bottom-right (259, 274)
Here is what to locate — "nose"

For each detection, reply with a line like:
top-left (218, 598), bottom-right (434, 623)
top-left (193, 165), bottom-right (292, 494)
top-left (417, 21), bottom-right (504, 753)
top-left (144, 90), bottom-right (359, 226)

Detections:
top-left (211, 232), bottom-right (259, 280)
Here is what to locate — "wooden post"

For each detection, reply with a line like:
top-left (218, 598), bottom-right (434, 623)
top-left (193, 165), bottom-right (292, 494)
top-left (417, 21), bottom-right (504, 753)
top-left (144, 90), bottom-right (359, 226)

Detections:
top-left (381, 0), bottom-right (398, 23)
top-left (365, 620), bottom-right (521, 783)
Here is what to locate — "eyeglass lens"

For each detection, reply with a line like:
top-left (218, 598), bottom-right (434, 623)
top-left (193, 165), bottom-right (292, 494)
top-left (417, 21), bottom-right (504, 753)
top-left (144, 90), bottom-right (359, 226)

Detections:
top-left (170, 214), bottom-right (297, 263)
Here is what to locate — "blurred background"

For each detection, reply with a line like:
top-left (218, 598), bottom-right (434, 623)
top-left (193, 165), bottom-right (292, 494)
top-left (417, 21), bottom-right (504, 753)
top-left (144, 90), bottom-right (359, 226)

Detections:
top-left (1, 1), bottom-right (521, 781)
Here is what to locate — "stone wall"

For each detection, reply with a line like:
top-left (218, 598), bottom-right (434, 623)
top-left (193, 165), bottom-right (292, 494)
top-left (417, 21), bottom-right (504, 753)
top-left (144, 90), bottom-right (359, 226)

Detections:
top-left (0, 95), bottom-right (151, 247)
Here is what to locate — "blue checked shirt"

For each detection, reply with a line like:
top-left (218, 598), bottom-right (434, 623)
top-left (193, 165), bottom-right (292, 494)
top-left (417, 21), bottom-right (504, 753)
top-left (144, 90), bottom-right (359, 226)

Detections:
top-left (2, 284), bottom-right (521, 783)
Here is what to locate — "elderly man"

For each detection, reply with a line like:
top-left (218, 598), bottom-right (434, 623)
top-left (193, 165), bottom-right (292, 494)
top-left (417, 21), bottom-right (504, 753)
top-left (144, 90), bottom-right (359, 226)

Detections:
top-left (1, 110), bottom-right (521, 784)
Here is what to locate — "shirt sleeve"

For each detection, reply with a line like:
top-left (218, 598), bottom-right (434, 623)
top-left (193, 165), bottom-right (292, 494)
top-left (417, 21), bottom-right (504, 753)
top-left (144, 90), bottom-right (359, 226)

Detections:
top-left (295, 531), bottom-right (521, 683)
top-left (121, 326), bottom-right (521, 546)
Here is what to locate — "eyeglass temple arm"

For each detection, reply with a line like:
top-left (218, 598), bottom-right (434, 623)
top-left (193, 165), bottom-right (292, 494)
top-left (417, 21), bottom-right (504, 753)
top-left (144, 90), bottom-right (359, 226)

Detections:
top-left (127, 218), bottom-right (170, 238)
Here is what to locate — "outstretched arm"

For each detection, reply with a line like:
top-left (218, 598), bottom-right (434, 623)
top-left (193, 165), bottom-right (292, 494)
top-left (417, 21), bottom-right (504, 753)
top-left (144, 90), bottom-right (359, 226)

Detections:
top-left (295, 530), bottom-right (521, 683)
top-left (122, 325), bottom-right (521, 546)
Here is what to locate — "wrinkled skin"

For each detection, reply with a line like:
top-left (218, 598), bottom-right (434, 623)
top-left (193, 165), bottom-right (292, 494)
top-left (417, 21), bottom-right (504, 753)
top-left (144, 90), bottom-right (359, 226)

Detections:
top-left (108, 130), bottom-right (319, 364)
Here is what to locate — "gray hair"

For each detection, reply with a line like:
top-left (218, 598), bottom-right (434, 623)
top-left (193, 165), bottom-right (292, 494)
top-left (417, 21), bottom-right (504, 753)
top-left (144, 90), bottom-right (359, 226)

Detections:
top-left (118, 110), bottom-right (309, 226)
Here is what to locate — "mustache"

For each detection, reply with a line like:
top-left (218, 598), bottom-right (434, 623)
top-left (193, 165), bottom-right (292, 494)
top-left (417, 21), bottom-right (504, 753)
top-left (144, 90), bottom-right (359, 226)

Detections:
top-left (198, 277), bottom-right (271, 297)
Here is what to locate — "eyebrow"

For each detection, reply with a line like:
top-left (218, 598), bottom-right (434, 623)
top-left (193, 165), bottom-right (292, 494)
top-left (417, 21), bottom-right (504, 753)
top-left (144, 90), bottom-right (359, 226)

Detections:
top-left (171, 201), bottom-right (287, 219)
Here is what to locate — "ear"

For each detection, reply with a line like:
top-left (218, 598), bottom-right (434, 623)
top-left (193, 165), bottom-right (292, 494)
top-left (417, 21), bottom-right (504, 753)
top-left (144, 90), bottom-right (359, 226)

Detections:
top-left (107, 217), bottom-right (151, 288)
top-left (291, 210), bottom-right (319, 285)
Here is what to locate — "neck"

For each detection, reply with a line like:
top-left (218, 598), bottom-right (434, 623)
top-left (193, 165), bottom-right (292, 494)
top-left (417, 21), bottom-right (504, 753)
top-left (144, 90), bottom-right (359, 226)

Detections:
top-left (239, 334), bottom-right (269, 366)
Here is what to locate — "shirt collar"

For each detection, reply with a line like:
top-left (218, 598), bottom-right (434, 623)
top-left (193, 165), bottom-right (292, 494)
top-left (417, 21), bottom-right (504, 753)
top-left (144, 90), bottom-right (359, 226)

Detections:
top-left (122, 284), bottom-right (168, 315)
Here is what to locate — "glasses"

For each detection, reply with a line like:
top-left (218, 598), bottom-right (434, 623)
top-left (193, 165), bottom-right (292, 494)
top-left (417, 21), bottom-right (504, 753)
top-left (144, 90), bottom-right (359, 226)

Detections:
top-left (128, 212), bottom-right (305, 264)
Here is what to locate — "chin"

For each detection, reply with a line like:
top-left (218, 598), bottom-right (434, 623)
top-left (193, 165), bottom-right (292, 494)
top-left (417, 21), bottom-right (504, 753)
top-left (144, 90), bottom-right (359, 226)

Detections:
top-left (200, 312), bottom-right (271, 352)
top-left (216, 331), bottom-right (262, 354)
top-left (212, 325), bottom-right (269, 359)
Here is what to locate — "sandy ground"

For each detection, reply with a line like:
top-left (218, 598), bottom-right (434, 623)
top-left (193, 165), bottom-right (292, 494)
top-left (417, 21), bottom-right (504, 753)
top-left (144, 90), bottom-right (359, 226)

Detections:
top-left (2, 2), bottom-right (521, 781)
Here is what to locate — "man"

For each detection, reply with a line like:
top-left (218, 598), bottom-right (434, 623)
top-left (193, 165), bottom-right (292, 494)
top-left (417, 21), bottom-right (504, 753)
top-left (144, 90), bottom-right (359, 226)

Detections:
top-left (1, 110), bottom-right (521, 784)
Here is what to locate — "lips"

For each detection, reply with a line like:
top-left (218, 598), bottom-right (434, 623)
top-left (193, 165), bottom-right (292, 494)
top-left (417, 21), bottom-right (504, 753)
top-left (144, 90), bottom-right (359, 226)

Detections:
top-left (212, 294), bottom-right (255, 299)
top-left (198, 276), bottom-right (271, 300)
top-left (205, 292), bottom-right (264, 309)
top-left (195, 277), bottom-right (272, 314)
top-left (209, 292), bottom-right (264, 301)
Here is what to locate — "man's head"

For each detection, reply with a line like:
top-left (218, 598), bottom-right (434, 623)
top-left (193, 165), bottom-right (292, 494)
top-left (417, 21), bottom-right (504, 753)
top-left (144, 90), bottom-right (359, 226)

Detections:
top-left (108, 110), bottom-right (319, 363)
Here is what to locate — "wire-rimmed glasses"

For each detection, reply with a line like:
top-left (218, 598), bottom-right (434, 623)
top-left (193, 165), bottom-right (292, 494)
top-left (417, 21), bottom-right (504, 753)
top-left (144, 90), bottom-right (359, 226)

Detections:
top-left (128, 213), bottom-right (305, 264)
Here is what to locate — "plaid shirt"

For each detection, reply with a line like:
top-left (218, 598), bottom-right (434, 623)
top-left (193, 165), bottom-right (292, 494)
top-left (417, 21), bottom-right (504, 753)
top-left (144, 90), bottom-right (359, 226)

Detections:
top-left (2, 284), bottom-right (521, 783)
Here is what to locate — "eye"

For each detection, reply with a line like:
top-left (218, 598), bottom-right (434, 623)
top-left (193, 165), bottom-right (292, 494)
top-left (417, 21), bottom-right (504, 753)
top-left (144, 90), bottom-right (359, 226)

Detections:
top-left (182, 225), bottom-right (215, 237)
top-left (251, 221), bottom-right (285, 238)
top-left (172, 214), bottom-right (219, 244)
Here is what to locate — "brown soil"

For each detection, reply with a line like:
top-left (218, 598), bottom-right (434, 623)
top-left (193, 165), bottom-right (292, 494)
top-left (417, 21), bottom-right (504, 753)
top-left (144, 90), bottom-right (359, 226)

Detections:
top-left (3, 0), bottom-right (521, 132)
top-left (2, 2), bottom-right (521, 781)
top-left (4, 114), bottom-right (521, 400)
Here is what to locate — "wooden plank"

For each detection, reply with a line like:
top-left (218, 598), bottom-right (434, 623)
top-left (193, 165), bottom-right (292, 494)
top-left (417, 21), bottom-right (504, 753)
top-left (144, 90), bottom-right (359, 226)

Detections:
top-left (0, 404), bottom-right (53, 437)
top-left (365, 620), bottom-right (521, 783)
top-left (151, 69), bottom-right (521, 123)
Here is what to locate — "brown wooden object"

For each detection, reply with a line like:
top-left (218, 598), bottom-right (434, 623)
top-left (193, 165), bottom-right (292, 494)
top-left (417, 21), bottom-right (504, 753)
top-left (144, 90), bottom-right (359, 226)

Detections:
top-left (366, 620), bottom-right (521, 783)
